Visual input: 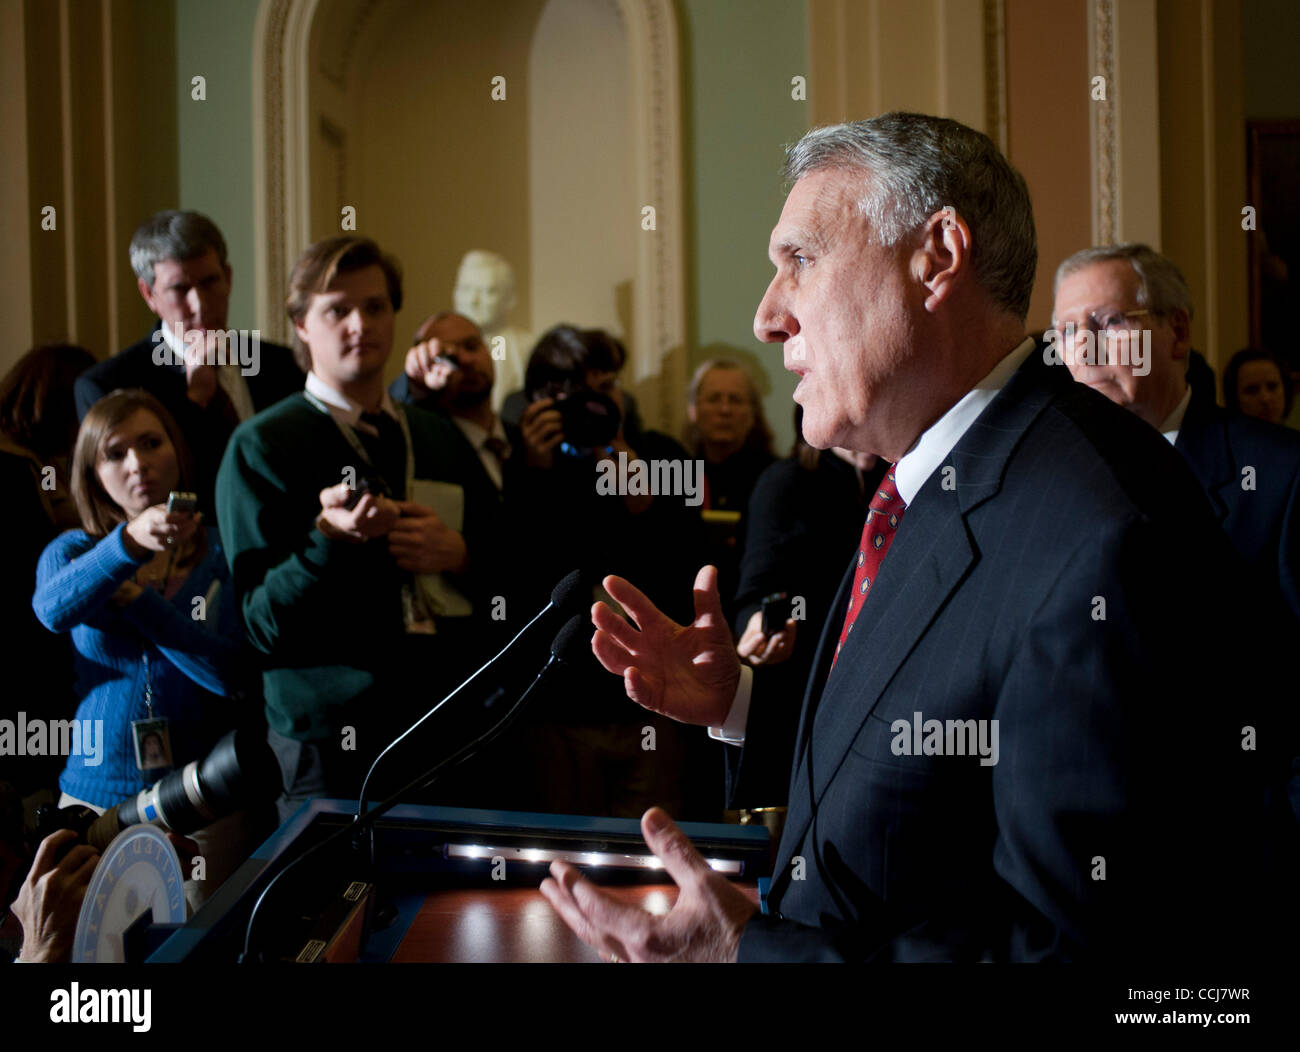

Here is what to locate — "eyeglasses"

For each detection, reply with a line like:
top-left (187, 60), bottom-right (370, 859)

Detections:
top-left (1051, 308), bottom-right (1156, 335)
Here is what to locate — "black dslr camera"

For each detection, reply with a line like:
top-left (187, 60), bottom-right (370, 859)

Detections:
top-left (533, 382), bottom-right (621, 457)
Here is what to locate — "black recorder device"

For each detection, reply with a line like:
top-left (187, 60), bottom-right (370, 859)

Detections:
top-left (167, 491), bottom-right (198, 515)
top-left (761, 591), bottom-right (794, 635)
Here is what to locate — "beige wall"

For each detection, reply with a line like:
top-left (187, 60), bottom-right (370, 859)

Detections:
top-left (2, 0), bottom-right (34, 358)
top-left (808, 0), bottom-right (989, 131)
top-left (528, 0), bottom-right (635, 340)
top-left (1005, 0), bottom-right (1091, 331)
top-left (5, 0), bottom-right (179, 373)
top-left (308, 0), bottom-right (545, 384)
top-left (1158, 0), bottom-right (1248, 375)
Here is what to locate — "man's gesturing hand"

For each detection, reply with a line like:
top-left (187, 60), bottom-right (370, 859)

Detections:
top-left (540, 807), bottom-right (758, 963)
top-left (591, 565), bottom-right (740, 727)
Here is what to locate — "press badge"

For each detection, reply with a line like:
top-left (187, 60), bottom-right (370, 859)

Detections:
top-left (401, 581), bottom-right (437, 635)
top-left (132, 718), bottom-right (173, 771)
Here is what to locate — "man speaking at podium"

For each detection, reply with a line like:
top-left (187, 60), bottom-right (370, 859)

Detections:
top-left (540, 113), bottom-right (1271, 963)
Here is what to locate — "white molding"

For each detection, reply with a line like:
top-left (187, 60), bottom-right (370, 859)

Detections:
top-left (1088, 0), bottom-right (1118, 245)
top-left (983, 0), bottom-right (1007, 150)
top-left (617, 0), bottom-right (688, 431)
top-left (1112, 0), bottom-right (1161, 248)
top-left (252, 0), bottom-right (317, 346)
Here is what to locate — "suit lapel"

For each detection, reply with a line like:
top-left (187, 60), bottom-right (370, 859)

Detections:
top-left (771, 499), bottom-right (976, 891)
top-left (1174, 401), bottom-right (1232, 523)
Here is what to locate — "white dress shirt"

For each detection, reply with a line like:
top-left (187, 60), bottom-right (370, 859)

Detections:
top-left (304, 371), bottom-right (401, 435)
top-left (1158, 386), bottom-right (1193, 446)
top-left (710, 337), bottom-right (1038, 745)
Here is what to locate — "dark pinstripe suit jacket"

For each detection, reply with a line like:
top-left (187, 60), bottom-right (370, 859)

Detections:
top-left (737, 354), bottom-right (1275, 962)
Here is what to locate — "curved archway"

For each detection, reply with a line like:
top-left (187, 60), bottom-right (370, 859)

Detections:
top-left (253, 0), bottom-right (687, 429)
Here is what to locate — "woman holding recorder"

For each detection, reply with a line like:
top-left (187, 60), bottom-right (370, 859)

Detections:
top-left (32, 389), bottom-right (257, 903)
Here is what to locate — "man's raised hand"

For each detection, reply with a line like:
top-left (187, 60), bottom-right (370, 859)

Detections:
top-left (591, 565), bottom-right (740, 727)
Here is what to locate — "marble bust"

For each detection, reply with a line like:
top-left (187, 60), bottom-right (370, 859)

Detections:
top-left (453, 250), bottom-right (532, 411)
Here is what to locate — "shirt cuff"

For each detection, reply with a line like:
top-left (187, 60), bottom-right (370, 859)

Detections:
top-left (708, 664), bottom-right (753, 745)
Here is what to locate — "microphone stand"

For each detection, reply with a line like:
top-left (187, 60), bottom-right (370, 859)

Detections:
top-left (355, 569), bottom-right (582, 823)
top-left (239, 630), bottom-right (578, 964)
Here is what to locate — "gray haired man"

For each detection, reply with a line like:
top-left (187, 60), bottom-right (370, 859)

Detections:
top-left (1052, 243), bottom-right (1300, 625)
top-left (541, 113), bottom-right (1273, 963)
top-left (75, 211), bottom-right (304, 519)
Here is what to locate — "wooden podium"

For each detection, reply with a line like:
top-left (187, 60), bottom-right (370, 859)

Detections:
top-left (149, 800), bottom-right (770, 963)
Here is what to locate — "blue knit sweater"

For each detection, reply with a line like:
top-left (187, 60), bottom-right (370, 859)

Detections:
top-left (32, 524), bottom-right (246, 806)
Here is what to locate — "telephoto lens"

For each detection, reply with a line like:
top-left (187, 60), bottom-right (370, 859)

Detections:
top-left (81, 727), bottom-right (282, 851)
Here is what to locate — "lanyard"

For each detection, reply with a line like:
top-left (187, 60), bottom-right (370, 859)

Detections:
top-left (142, 649), bottom-right (154, 718)
top-left (302, 390), bottom-right (415, 498)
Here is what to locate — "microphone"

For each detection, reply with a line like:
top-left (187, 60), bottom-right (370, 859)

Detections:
top-left (240, 615), bottom-right (587, 963)
top-left (355, 569), bottom-right (586, 817)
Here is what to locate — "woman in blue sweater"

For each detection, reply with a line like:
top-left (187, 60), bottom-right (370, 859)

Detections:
top-left (32, 389), bottom-right (252, 817)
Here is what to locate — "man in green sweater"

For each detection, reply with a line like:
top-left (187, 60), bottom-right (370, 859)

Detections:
top-left (216, 237), bottom-right (499, 820)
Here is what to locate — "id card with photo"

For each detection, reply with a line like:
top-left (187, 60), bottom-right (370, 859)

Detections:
top-left (132, 718), bottom-right (173, 771)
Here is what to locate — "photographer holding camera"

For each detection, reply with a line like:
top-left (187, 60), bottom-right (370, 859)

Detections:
top-left (504, 326), bottom-right (708, 818)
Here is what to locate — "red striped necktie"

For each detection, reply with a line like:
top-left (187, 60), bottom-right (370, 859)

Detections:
top-left (832, 466), bottom-right (905, 665)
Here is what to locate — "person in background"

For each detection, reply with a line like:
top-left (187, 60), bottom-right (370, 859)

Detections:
top-left (1055, 242), bottom-right (1300, 845)
top-left (32, 389), bottom-right (258, 908)
top-left (682, 360), bottom-right (775, 623)
top-left (508, 325), bottom-right (708, 818)
top-left (1, 344), bottom-right (97, 534)
top-left (0, 345), bottom-right (97, 803)
top-left (500, 328), bottom-right (645, 442)
top-left (1053, 244), bottom-right (1300, 626)
top-left (217, 237), bottom-right (498, 822)
top-left (74, 211), bottom-right (304, 522)
top-left (1224, 347), bottom-right (1293, 426)
top-left (391, 311), bottom-right (519, 497)
top-left (727, 405), bottom-right (888, 809)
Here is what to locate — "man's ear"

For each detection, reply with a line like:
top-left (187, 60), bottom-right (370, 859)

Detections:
top-left (1167, 309), bottom-right (1192, 361)
top-left (138, 276), bottom-right (159, 316)
top-left (687, 402), bottom-right (698, 425)
top-left (293, 318), bottom-right (311, 346)
top-left (911, 206), bottom-right (971, 312)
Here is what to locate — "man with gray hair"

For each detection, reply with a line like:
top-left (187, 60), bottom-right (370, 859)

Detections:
top-left (75, 211), bottom-right (303, 519)
top-left (541, 113), bottom-right (1273, 962)
top-left (1052, 242), bottom-right (1300, 624)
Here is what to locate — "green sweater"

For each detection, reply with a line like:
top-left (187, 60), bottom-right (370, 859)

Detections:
top-left (215, 394), bottom-right (495, 742)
